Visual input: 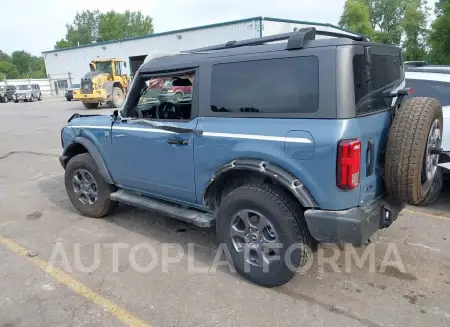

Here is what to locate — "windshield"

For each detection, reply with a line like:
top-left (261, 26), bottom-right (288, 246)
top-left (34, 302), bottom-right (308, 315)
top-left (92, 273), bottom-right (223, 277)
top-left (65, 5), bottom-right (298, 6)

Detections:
top-left (18, 85), bottom-right (31, 90)
top-left (406, 78), bottom-right (450, 107)
top-left (95, 61), bottom-right (112, 74)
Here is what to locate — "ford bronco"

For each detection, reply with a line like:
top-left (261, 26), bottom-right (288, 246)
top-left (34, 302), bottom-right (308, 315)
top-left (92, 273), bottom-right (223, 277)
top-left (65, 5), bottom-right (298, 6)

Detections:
top-left (59, 28), bottom-right (443, 287)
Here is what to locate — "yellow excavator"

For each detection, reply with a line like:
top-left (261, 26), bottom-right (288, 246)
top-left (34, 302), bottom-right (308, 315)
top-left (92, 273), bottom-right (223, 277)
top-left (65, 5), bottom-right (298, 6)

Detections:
top-left (73, 58), bottom-right (128, 109)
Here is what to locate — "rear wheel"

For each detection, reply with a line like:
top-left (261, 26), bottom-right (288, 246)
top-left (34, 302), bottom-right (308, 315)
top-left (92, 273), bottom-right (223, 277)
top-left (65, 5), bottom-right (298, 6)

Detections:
top-left (216, 184), bottom-right (312, 287)
top-left (385, 97), bottom-right (443, 205)
top-left (83, 102), bottom-right (99, 109)
top-left (2, 95), bottom-right (7, 103)
top-left (65, 153), bottom-right (116, 218)
top-left (38, 93), bottom-right (42, 101)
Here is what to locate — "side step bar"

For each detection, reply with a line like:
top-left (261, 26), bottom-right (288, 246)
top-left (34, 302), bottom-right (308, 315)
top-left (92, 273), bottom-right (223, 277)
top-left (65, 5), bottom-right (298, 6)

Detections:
top-left (110, 190), bottom-right (215, 227)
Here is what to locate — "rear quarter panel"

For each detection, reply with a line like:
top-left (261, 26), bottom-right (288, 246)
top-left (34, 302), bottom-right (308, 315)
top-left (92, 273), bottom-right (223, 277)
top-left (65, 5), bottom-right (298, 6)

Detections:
top-left (195, 117), bottom-right (363, 210)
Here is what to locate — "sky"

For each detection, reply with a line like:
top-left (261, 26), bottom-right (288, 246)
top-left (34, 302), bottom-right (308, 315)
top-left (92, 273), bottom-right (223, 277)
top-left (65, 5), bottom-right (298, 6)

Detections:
top-left (0, 0), bottom-right (346, 56)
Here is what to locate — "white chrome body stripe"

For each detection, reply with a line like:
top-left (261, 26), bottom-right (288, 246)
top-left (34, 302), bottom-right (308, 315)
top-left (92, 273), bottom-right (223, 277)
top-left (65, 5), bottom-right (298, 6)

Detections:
top-left (67, 126), bottom-right (312, 143)
top-left (113, 126), bottom-right (174, 134)
top-left (67, 125), bottom-right (110, 130)
top-left (203, 132), bottom-right (312, 143)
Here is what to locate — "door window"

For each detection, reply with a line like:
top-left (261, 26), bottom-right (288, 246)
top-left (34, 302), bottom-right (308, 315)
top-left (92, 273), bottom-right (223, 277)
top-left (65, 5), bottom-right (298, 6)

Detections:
top-left (126, 73), bottom-right (195, 120)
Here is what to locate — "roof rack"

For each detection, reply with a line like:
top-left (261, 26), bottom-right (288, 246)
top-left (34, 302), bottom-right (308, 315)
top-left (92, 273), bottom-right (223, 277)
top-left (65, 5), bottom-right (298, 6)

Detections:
top-left (185, 27), bottom-right (366, 53)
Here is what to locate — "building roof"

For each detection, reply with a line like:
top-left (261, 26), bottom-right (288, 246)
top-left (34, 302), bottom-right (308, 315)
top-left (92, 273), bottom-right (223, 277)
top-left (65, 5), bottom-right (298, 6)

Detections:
top-left (42, 16), bottom-right (360, 55)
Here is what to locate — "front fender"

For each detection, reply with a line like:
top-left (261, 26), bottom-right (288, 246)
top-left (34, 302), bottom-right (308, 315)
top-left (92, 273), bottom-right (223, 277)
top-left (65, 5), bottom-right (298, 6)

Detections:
top-left (204, 158), bottom-right (317, 208)
top-left (63, 137), bottom-right (114, 184)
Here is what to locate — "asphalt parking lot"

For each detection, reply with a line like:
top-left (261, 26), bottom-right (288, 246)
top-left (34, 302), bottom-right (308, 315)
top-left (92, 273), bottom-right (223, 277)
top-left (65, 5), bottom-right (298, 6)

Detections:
top-left (1, 98), bottom-right (450, 327)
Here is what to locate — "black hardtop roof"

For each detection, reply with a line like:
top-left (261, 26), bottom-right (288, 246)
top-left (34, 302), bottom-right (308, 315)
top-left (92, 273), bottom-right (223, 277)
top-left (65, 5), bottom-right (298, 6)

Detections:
top-left (140, 28), bottom-right (401, 74)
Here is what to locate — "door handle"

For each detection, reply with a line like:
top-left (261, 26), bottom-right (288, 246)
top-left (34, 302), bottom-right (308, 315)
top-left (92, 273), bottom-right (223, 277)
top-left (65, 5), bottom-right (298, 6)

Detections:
top-left (168, 139), bottom-right (188, 145)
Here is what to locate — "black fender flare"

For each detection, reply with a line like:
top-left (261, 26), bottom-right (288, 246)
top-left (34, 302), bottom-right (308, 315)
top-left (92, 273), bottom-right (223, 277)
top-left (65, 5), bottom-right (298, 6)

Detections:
top-left (64, 137), bottom-right (114, 184)
top-left (203, 158), bottom-right (317, 208)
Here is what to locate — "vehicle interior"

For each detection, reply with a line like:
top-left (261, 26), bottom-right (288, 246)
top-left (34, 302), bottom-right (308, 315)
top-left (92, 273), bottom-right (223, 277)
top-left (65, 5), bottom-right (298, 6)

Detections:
top-left (128, 75), bottom-right (194, 120)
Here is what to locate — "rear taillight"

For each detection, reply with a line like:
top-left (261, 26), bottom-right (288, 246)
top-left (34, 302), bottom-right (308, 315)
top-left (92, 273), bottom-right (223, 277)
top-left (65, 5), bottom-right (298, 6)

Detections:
top-left (337, 139), bottom-right (361, 190)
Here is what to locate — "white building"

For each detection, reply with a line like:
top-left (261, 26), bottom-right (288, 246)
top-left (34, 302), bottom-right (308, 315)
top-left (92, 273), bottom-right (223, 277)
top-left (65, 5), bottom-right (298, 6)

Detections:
top-left (42, 17), bottom-right (358, 94)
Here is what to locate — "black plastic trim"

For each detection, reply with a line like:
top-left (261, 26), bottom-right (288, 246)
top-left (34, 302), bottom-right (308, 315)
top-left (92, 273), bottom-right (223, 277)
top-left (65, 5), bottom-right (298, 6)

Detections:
top-left (204, 158), bottom-right (317, 208)
top-left (63, 137), bottom-right (114, 184)
top-left (304, 196), bottom-right (405, 246)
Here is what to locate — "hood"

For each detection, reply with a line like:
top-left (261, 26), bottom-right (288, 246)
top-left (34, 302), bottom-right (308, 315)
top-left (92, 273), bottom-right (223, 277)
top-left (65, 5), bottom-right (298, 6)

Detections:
top-left (443, 106), bottom-right (450, 119)
top-left (68, 113), bottom-right (112, 127)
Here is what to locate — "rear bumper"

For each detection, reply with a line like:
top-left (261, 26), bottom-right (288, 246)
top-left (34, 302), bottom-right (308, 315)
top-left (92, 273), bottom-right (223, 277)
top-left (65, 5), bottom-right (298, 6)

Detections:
top-left (304, 196), bottom-right (405, 246)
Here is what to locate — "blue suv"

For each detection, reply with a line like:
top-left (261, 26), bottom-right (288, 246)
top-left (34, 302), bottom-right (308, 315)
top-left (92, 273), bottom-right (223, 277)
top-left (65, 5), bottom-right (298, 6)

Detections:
top-left (60, 28), bottom-right (443, 287)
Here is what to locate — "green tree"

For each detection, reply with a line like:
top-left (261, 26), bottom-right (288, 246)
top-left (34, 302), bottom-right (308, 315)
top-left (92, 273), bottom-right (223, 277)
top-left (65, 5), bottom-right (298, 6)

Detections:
top-left (429, 2), bottom-right (450, 63)
top-left (54, 10), bottom-right (153, 49)
top-left (0, 51), bottom-right (11, 63)
top-left (11, 51), bottom-right (33, 76)
top-left (402, 0), bottom-right (429, 61)
top-left (362, 0), bottom-right (414, 45)
top-left (0, 61), bottom-right (20, 79)
top-left (435, 0), bottom-right (450, 14)
top-left (339, 0), bottom-right (374, 36)
top-left (55, 10), bottom-right (101, 49)
top-left (98, 10), bottom-right (153, 41)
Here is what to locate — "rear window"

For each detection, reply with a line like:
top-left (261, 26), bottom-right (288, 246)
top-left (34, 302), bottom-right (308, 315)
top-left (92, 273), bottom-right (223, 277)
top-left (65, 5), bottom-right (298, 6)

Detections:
top-left (406, 79), bottom-right (450, 107)
top-left (353, 53), bottom-right (403, 115)
top-left (211, 56), bottom-right (319, 114)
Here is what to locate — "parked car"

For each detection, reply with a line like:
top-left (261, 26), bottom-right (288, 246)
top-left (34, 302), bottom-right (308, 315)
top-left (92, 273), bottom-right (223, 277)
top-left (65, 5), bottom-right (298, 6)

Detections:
top-left (65, 84), bottom-right (81, 101)
top-left (14, 84), bottom-right (42, 102)
top-left (0, 85), bottom-right (16, 103)
top-left (405, 65), bottom-right (450, 205)
top-left (59, 28), bottom-right (442, 287)
top-left (157, 77), bottom-right (193, 103)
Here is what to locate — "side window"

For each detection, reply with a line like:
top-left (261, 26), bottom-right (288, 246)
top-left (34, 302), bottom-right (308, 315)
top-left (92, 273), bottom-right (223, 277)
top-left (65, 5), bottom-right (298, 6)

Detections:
top-left (211, 56), bottom-right (319, 114)
top-left (115, 62), bottom-right (121, 76)
top-left (126, 73), bottom-right (195, 120)
top-left (353, 52), bottom-right (402, 115)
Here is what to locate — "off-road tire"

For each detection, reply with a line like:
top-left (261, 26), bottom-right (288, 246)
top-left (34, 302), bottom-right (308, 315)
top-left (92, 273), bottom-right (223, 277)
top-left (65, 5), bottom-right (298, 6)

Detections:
top-left (65, 153), bottom-right (116, 218)
top-left (66, 97), bottom-right (72, 101)
top-left (216, 183), bottom-right (313, 287)
top-left (385, 97), bottom-right (443, 204)
top-left (14, 100), bottom-right (18, 103)
top-left (83, 102), bottom-right (99, 109)
top-left (112, 87), bottom-right (125, 108)
top-left (416, 167), bottom-right (443, 206)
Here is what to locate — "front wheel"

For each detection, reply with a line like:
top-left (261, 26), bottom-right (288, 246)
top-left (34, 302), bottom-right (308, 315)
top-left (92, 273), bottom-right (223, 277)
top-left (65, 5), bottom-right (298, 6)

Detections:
top-left (65, 153), bottom-right (116, 218)
top-left (112, 87), bottom-right (125, 108)
top-left (38, 93), bottom-right (42, 101)
top-left (2, 96), bottom-right (7, 103)
top-left (216, 184), bottom-right (313, 287)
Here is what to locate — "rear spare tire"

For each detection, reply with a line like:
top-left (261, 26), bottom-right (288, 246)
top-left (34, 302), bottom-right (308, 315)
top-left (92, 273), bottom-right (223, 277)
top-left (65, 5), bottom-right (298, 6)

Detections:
top-left (385, 97), bottom-right (443, 205)
top-left (415, 167), bottom-right (443, 206)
